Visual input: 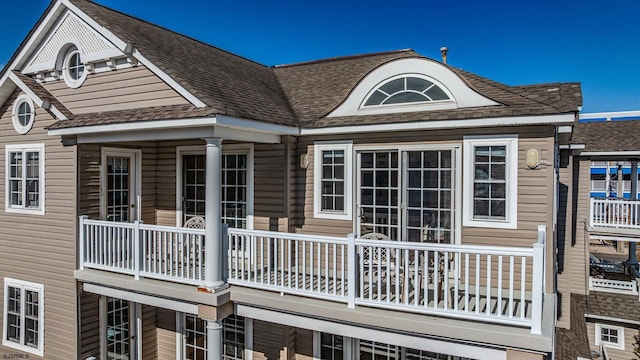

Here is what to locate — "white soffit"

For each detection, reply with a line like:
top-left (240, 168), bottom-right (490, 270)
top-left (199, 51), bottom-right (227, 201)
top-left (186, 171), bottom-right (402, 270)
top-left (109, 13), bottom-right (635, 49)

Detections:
top-left (23, 10), bottom-right (122, 74)
top-left (328, 57), bottom-right (499, 117)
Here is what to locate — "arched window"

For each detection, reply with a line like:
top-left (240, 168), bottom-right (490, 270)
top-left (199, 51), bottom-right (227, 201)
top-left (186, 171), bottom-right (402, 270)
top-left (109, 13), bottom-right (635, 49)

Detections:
top-left (363, 75), bottom-right (450, 107)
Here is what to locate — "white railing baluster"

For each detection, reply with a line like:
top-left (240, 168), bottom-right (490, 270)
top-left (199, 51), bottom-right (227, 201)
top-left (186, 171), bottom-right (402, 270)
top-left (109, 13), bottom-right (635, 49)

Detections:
top-left (79, 218), bottom-right (545, 329)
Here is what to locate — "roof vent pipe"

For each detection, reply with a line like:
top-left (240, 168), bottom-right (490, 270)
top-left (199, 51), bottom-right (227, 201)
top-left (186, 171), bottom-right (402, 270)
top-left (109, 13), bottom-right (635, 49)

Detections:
top-left (440, 47), bottom-right (448, 64)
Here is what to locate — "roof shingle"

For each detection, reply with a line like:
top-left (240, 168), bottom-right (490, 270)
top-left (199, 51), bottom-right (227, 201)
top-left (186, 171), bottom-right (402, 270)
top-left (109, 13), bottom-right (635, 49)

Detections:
top-left (573, 120), bottom-right (640, 152)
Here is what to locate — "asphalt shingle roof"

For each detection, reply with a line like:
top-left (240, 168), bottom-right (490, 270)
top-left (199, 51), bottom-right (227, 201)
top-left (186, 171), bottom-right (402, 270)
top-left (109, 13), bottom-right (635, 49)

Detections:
top-left (22, 0), bottom-right (582, 131)
top-left (573, 120), bottom-right (640, 152)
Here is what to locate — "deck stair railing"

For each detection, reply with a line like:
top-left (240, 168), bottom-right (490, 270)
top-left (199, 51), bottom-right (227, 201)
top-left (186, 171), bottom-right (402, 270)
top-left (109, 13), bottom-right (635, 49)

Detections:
top-left (79, 216), bottom-right (546, 334)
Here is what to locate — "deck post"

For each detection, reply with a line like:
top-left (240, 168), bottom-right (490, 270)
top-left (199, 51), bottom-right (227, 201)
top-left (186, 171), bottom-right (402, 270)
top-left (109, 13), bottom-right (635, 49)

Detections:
top-left (79, 215), bottom-right (88, 270)
top-left (531, 224), bottom-right (546, 334)
top-left (347, 233), bottom-right (356, 308)
top-left (133, 220), bottom-right (142, 280)
top-left (204, 138), bottom-right (226, 289)
top-left (628, 161), bottom-right (638, 269)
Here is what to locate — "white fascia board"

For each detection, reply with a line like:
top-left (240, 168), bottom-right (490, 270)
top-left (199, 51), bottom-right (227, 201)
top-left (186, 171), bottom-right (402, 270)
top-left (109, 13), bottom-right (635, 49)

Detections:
top-left (76, 126), bottom-right (281, 144)
top-left (49, 116), bottom-right (216, 136)
top-left (581, 151), bottom-right (640, 156)
top-left (557, 126), bottom-right (573, 133)
top-left (300, 113), bottom-right (576, 135)
top-left (216, 114), bottom-right (299, 135)
top-left (61, 0), bottom-right (207, 108)
top-left (559, 144), bottom-right (585, 150)
top-left (580, 110), bottom-right (640, 120)
top-left (83, 283), bottom-right (198, 314)
top-left (49, 114), bottom-right (298, 137)
top-left (585, 314), bottom-right (640, 326)
top-left (237, 305), bottom-right (507, 360)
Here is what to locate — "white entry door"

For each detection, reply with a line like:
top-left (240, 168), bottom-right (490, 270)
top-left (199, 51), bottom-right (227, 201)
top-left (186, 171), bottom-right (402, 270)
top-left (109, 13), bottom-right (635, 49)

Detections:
top-left (102, 148), bottom-right (141, 222)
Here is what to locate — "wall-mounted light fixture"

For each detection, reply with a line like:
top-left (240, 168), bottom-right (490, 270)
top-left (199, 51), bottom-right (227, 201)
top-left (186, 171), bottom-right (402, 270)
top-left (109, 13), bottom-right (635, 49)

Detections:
top-left (299, 153), bottom-right (309, 169)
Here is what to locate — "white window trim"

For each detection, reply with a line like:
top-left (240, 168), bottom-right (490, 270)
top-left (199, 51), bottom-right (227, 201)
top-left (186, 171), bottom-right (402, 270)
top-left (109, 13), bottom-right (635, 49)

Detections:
top-left (12, 94), bottom-right (35, 135)
top-left (463, 135), bottom-right (518, 229)
top-left (313, 141), bottom-right (353, 221)
top-left (595, 323), bottom-right (625, 350)
top-left (175, 144), bottom-right (254, 229)
top-left (62, 48), bottom-right (88, 89)
top-left (5, 143), bottom-right (45, 215)
top-left (100, 147), bottom-right (142, 222)
top-left (361, 73), bottom-right (455, 111)
top-left (2, 278), bottom-right (45, 356)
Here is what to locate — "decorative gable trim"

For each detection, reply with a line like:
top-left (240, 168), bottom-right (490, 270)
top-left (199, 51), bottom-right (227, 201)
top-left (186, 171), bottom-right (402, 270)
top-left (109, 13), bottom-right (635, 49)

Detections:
top-left (60, 0), bottom-right (207, 108)
top-left (8, 72), bottom-right (68, 120)
top-left (328, 57), bottom-right (499, 118)
top-left (22, 10), bottom-right (122, 74)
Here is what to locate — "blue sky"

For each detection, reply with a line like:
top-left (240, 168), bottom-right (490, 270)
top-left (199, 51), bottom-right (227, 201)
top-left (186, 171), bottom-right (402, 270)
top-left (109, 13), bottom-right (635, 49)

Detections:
top-left (0, 0), bottom-right (638, 113)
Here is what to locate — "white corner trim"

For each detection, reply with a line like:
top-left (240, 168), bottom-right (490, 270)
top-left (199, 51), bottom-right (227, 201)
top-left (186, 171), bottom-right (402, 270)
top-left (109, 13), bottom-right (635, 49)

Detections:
top-left (328, 57), bottom-right (499, 118)
top-left (301, 114), bottom-right (576, 135)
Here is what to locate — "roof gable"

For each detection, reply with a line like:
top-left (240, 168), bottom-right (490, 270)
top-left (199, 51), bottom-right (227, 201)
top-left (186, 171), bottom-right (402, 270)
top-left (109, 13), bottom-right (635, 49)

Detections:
top-left (327, 57), bottom-right (500, 117)
top-left (23, 9), bottom-right (121, 74)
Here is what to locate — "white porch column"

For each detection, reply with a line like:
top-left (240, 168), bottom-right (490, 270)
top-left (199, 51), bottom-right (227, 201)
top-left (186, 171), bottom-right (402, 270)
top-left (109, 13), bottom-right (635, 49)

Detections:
top-left (204, 138), bottom-right (225, 289)
top-left (206, 319), bottom-right (223, 360)
top-left (629, 161), bottom-right (638, 268)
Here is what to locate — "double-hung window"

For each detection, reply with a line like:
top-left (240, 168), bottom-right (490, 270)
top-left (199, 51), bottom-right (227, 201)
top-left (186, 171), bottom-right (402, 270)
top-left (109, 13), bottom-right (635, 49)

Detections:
top-left (463, 136), bottom-right (518, 229)
top-left (595, 323), bottom-right (624, 350)
top-left (3, 278), bottom-right (44, 356)
top-left (5, 144), bottom-right (45, 215)
top-left (314, 142), bottom-right (353, 220)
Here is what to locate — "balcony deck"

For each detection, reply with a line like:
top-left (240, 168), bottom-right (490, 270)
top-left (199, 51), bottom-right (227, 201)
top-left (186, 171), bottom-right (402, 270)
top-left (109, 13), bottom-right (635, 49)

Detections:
top-left (78, 217), bottom-right (545, 333)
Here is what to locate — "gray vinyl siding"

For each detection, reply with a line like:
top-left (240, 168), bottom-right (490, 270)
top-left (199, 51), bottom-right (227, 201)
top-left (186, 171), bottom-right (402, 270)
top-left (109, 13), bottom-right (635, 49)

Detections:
top-left (0, 91), bottom-right (77, 359)
top-left (78, 142), bottom-right (158, 224)
top-left (294, 327), bottom-right (314, 359)
top-left (254, 143), bottom-right (288, 232)
top-left (142, 305), bottom-right (158, 360)
top-left (296, 126), bottom-right (557, 292)
top-left (252, 320), bottom-right (287, 359)
top-left (156, 308), bottom-right (177, 360)
top-left (42, 66), bottom-right (190, 114)
top-left (78, 291), bottom-right (100, 359)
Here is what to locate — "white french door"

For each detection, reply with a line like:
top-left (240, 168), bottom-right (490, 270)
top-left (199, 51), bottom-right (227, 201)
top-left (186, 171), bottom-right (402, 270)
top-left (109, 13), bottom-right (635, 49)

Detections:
top-left (102, 148), bottom-right (141, 222)
top-left (356, 147), bottom-right (459, 243)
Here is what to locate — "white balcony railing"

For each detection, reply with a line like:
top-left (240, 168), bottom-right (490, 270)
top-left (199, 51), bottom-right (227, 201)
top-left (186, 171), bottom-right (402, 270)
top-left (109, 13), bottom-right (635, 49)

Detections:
top-left (78, 216), bottom-right (546, 333)
top-left (590, 198), bottom-right (640, 229)
top-left (589, 277), bottom-right (639, 295)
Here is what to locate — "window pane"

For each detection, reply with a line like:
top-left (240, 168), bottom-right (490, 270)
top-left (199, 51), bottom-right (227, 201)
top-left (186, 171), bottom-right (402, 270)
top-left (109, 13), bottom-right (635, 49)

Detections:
top-left (384, 92), bottom-right (427, 104)
top-left (379, 78), bottom-right (404, 94)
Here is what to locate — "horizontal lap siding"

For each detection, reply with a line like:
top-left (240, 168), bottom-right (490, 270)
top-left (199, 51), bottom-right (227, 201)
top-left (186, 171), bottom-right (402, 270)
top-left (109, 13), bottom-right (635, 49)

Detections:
top-left (252, 320), bottom-right (287, 360)
top-left (42, 66), bottom-right (189, 114)
top-left (79, 142), bottom-right (157, 223)
top-left (156, 308), bottom-right (177, 360)
top-left (142, 305), bottom-right (158, 360)
top-left (79, 291), bottom-right (100, 359)
top-left (294, 328), bottom-right (314, 359)
top-left (0, 92), bottom-right (77, 359)
top-left (296, 127), bottom-right (555, 244)
top-left (254, 143), bottom-right (287, 231)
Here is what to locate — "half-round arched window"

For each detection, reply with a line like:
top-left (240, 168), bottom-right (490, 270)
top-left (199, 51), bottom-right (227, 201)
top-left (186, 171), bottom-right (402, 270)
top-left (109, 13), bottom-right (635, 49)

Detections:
top-left (363, 75), bottom-right (451, 107)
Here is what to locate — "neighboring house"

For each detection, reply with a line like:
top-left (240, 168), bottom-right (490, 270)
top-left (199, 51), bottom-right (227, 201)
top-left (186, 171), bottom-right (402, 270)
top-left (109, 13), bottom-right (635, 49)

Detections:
top-left (0, 0), bottom-right (583, 359)
top-left (556, 119), bottom-right (640, 360)
top-left (581, 111), bottom-right (640, 199)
